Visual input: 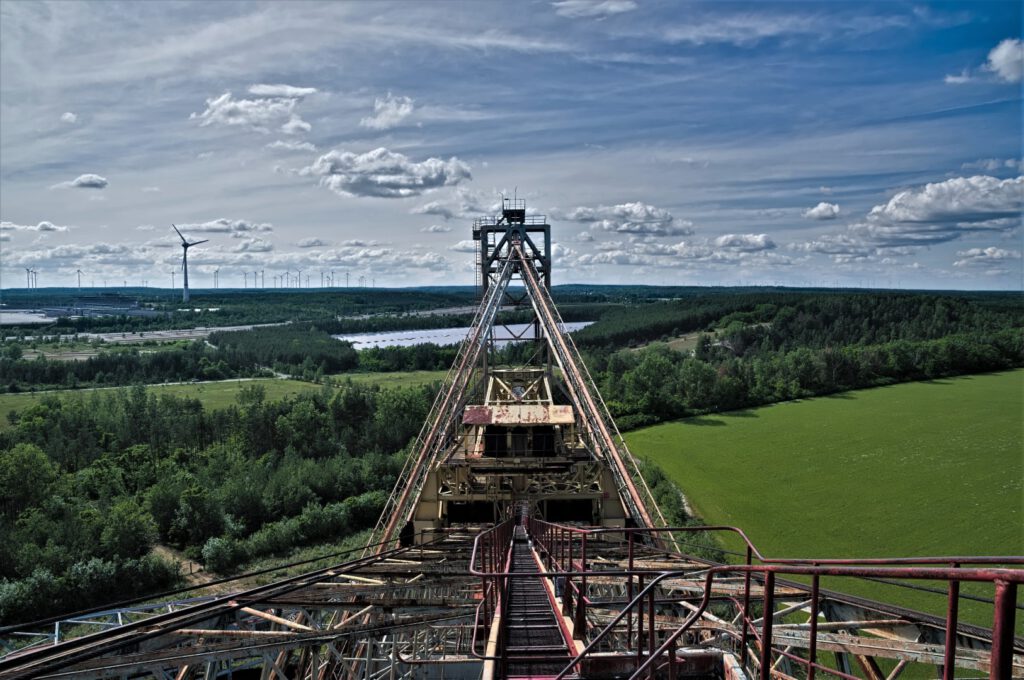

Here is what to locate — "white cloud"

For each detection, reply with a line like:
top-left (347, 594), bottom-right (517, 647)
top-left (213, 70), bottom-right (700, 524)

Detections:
top-left (566, 202), bottom-right (693, 236)
top-left (232, 237), bottom-right (273, 253)
top-left (60, 111), bottom-right (77, 124)
top-left (266, 139), bottom-right (317, 152)
top-left (860, 175), bottom-right (1023, 245)
top-left (961, 158), bottom-right (1022, 172)
top-left (360, 93), bottom-right (415, 130)
top-left (281, 114), bottom-right (311, 135)
top-left (177, 218), bottom-right (273, 234)
top-left (1, 220), bottom-right (70, 232)
top-left (141, 186), bottom-right (161, 193)
top-left (985, 38), bottom-right (1023, 83)
top-left (191, 91), bottom-right (311, 135)
top-left (136, 224), bottom-right (156, 231)
top-left (412, 201), bottom-right (456, 220)
top-left (803, 201), bottom-right (840, 220)
top-left (248, 83), bottom-right (318, 97)
top-left (714, 233), bottom-right (776, 251)
top-left (946, 38), bottom-right (1024, 85)
top-left (449, 240), bottom-right (477, 252)
top-left (791, 233), bottom-right (875, 263)
top-left (297, 237), bottom-right (328, 247)
top-left (576, 231), bottom-right (595, 242)
top-left (552, 0), bottom-right (637, 19)
top-left (819, 186), bottom-right (833, 195)
top-left (420, 224), bottom-right (452, 233)
top-left (953, 246), bottom-right (1022, 267)
top-left (52, 173), bottom-right (108, 189)
top-left (301, 147), bottom-right (472, 198)
top-left (944, 69), bottom-right (972, 85)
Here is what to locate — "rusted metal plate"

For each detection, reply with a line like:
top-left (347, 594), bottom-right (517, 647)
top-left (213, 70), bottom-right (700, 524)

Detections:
top-left (462, 404), bottom-right (574, 425)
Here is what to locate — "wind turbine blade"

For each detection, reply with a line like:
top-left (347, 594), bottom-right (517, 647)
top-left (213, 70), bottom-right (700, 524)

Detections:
top-left (189, 239), bottom-right (210, 246)
top-left (172, 224), bottom-right (186, 243)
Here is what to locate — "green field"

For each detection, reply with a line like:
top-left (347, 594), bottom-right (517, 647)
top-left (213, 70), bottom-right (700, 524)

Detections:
top-left (627, 370), bottom-right (1023, 625)
top-left (335, 370), bottom-right (448, 389)
top-left (0, 371), bottom-right (448, 429)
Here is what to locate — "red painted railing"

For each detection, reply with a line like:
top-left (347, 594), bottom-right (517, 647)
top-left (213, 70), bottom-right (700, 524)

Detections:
top-left (470, 519), bottom-right (1023, 680)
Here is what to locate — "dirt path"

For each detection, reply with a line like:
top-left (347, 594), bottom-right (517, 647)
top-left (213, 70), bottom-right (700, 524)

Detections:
top-left (151, 544), bottom-right (217, 588)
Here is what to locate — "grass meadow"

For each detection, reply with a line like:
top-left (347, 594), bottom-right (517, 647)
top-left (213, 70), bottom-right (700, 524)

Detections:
top-left (626, 370), bottom-right (1023, 627)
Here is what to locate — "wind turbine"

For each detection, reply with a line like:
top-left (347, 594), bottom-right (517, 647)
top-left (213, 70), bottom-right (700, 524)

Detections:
top-left (24, 268), bottom-right (32, 289)
top-left (75, 269), bottom-right (84, 291)
top-left (170, 270), bottom-right (176, 290)
top-left (214, 268), bottom-right (220, 289)
top-left (172, 225), bottom-right (208, 303)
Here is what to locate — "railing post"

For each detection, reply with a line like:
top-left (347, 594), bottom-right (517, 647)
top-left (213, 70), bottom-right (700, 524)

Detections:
top-left (636, 574), bottom-right (645, 670)
top-left (759, 571), bottom-right (775, 680)
top-left (627, 531), bottom-right (634, 650)
top-left (942, 563), bottom-right (959, 680)
top-left (990, 579), bottom-right (1017, 680)
top-left (741, 546), bottom-right (752, 668)
top-left (577, 534), bottom-right (588, 638)
top-left (808, 571), bottom-right (820, 680)
top-left (647, 585), bottom-right (656, 667)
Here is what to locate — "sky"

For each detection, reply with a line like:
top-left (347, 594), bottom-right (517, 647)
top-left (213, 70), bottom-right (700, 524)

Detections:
top-left (0, 0), bottom-right (1021, 291)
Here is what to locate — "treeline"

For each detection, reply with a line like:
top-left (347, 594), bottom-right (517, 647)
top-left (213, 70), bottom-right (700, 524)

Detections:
top-left (574, 291), bottom-right (1022, 350)
top-left (0, 380), bottom-right (434, 623)
top-left (594, 330), bottom-right (1022, 429)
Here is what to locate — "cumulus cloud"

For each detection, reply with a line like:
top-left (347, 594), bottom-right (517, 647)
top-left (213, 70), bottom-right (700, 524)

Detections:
top-left (232, 238), bottom-right (273, 253)
top-left (248, 84), bottom-right (318, 97)
top-left (859, 175), bottom-right (1023, 246)
top-left (301, 147), bottom-right (472, 198)
top-left (1, 220), bottom-right (70, 232)
top-left (297, 237), bottom-right (328, 247)
top-left (803, 202), bottom-right (840, 220)
top-left (953, 246), bottom-right (1022, 267)
top-left (449, 240), bottom-right (477, 253)
top-left (281, 115), bottom-right (311, 135)
top-left (191, 90), bottom-right (313, 135)
top-left (946, 38), bottom-right (1023, 84)
top-left (52, 173), bottom-right (108, 189)
top-left (552, 0), bottom-right (637, 19)
top-left (714, 233), bottom-right (776, 251)
top-left (791, 234), bottom-right (876, 263)
top-left (420, 224), bottom-right (452, 233)
top-left (566, 202), bottom-right (693, 236)
top-left (360, 93), bottom-right (415, 130)
top-left (60, 112), bottom-right (77, 124)
top-left (944, 69), bottom-right (972, 85)
top-left (267, 139), bottom-right (317, 152)
top-left (412, 201), bottom-right (456, 220)
top-left (177, 218), bottom-right (273, 234)
top-left (961, 158), bottom-right (1022, 172)
top-left (985, 38), bottom-right (1023, 83)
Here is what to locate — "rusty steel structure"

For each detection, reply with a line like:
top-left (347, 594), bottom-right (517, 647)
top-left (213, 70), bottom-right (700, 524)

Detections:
top-left (1, 200), bottom-right (1022, 680)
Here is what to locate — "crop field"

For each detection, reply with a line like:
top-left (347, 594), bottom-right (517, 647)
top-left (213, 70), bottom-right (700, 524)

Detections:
top-left (626, 370), bottom-right (1023, 627)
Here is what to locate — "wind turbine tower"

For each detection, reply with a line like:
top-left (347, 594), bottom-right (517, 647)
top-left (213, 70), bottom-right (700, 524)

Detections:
top-left (76, 269), bottom-right (84, 291)
top-left (172, 225), bottom-right (208, 303)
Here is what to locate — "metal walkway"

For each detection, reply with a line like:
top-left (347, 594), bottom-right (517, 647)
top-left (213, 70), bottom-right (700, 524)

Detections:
top-left (503, 525), bottom-right (571, 679)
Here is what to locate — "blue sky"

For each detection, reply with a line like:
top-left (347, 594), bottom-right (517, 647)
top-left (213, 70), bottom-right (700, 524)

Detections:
top-left (1, 0), bottom-right (1021, 290)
